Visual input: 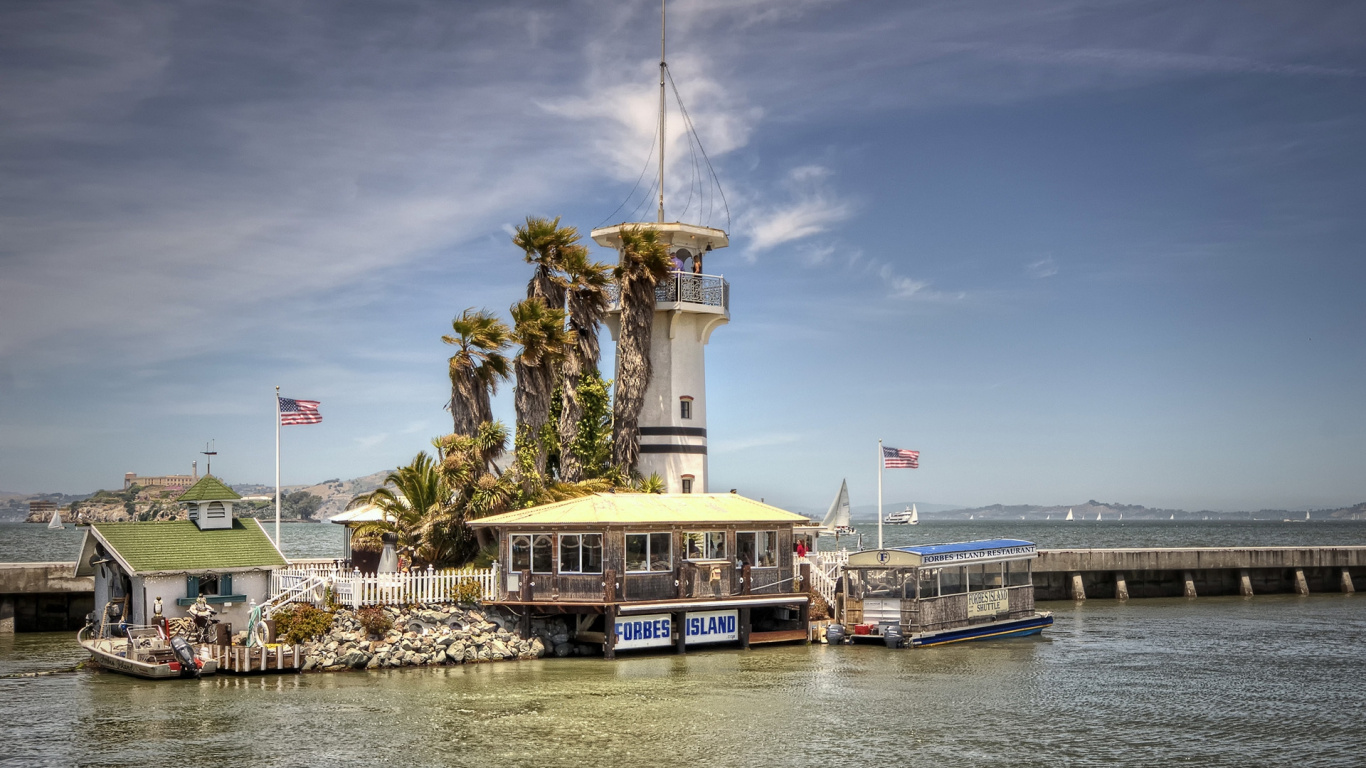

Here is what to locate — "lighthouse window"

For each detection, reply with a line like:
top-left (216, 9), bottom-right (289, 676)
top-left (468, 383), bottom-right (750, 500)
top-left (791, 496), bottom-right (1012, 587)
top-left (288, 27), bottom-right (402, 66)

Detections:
top-left (736, 531), bottom-right (777, 567)
top-left (681, 476), bottom-right (694, 494)
top-left (626, 532), bottom-right (672, 572)
top-left (559, 533), bottom-right (603, 574)
top-left (679, 398), bottom-right (692, 419)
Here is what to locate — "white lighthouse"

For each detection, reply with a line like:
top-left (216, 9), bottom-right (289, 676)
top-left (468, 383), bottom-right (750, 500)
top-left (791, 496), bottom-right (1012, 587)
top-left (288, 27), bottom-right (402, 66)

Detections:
top-left (592, 0), bottom-right (730, 494)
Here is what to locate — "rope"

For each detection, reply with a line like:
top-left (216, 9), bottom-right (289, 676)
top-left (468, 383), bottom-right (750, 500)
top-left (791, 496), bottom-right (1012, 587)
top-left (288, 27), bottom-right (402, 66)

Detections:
top-left (667, 66), bottom-right (731, 232)
top-left (596, 126), bottom-right (659, 229)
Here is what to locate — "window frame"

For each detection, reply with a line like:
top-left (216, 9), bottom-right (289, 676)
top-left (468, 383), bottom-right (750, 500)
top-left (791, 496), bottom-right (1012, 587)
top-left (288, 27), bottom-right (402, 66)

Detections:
top-left (531, 533), bottom-right (554, 574)
top-left (510, 534), bottom-right (532, 572)
top-left (681, 475), bottom-right (694, 494)
top-left (684, 530), bottom-right (726, 561)
top-left (625, 531), bottom-right (672, 573)
top-left (679, 396), bottom-right (694, 420)
top-left (558, 532), bottom-right (604, 575)
top-left (736, 530), bottom-right (778, 568)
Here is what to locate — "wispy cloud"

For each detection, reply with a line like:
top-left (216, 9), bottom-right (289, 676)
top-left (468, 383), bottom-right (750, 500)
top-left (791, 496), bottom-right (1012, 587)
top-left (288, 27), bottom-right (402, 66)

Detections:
top-left (1027, 257), bottom-right (1059, 279)
top-left (712, 432), bottom-right (802, 453)
top-left (743, 165), bottom-right (854, 256)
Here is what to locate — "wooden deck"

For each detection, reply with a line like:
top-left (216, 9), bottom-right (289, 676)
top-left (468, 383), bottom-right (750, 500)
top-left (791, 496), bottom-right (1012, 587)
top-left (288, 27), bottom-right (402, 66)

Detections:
top-left (199, 643), bottom-right (303, 674)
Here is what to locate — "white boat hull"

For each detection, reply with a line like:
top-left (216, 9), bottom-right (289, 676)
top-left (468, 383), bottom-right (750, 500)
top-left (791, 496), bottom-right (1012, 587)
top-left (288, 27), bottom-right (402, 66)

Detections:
top-left (79, 628), bottom-right (217, 679)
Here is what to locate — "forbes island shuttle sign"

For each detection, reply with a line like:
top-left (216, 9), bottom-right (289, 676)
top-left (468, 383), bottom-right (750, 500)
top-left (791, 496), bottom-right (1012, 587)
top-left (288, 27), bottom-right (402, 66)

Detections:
top-left (614, 610), bottom-right (739, 650)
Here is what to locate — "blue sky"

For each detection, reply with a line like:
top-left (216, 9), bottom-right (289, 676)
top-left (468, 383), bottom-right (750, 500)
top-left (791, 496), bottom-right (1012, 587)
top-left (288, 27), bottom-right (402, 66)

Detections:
top-left (2, 0), bottom-right (1363, 512)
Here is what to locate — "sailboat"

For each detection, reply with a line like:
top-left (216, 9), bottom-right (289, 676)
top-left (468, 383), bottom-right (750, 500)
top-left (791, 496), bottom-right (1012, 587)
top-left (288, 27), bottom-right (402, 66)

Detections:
top-left (969, 514), bottom-right (974, 521)
top-left (822, 479), bottom-right (856, 536)
top-left (48, 509), bottom-right (63, 530)
top-left (1118, 513), bottom-right (1123, 521)
top-left (884, 503), bottom-right (918, 525)
top-left (1046, 514), bottom-right (1051, 520)
top-left (1065, 509), bottom-right (1074, 521)
top-left (1169, 514), bottom-right (1175, 520)
top-left (1096, 512), bottom-right (1103, 522)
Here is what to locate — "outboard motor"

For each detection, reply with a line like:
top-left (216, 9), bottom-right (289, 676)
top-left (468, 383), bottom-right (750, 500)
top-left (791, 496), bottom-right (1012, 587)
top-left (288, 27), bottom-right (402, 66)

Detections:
top-left (825, 624), bottom-right (846, 645)
top-left (169, 636), bottom-right (201, 678)
top-left (882, 623), bottom-right (905, 649)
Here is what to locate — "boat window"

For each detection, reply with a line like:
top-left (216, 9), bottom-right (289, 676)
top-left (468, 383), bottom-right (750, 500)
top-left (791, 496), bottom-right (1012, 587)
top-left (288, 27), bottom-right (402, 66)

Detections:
top-left (511, 535), bottom-right (531, 572)
top-left (968, 563), bottom-right (1004, 590)
top-left (626, 532), bottom-right (672, 572)
top-left (559, 534), bottom-right (603, 574)
top-left (735, 531), bottom-right (776, 567)
top-left (918, 569), bottom-right (939, 599)
top-left (532, 534), bottom-right (553, 573)
top-left (940, 567), bottom-right (965, 595)
top-left (1007, 559), bottom-right (1032, 587)
top-left (684, 531), bottom-right (726, 560)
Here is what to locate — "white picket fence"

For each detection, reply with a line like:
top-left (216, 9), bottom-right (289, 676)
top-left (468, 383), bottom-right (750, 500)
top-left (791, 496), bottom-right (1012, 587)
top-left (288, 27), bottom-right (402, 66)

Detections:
top-left (271, 563), bottom-right (500, 608)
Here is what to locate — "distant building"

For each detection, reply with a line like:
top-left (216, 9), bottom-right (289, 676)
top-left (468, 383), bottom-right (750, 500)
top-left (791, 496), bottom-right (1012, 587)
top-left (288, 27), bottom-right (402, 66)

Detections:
top-left (27, 500), bottom-right (57, 517)
top-left (124, 470), bottom-right (197, 491)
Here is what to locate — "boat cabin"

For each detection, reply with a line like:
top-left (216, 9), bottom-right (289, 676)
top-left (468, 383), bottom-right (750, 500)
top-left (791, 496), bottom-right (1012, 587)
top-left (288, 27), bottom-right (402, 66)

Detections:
top-left (468, 493), bottom-right (816, 657)
top-left (74, 475), bottom-right (289, 632)
top-left (839, 539), bottom-right (1051, 647)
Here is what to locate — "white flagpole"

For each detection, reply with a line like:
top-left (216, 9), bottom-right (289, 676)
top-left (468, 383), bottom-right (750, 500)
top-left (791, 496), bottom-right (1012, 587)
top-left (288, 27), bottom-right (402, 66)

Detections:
top-left (877, 439), bottom-right (884, 550)
top-left (275, 386), bottom-right (281, 547)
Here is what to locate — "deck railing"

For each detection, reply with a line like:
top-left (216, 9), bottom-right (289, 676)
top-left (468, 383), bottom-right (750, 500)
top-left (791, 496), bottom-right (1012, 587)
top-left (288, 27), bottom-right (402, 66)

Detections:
top-left (269, 563), bottom-right (500, 608)
top-left (798, 554), bottom-right (845, 606)
top-left (607, 271), bottom-right (728, 311)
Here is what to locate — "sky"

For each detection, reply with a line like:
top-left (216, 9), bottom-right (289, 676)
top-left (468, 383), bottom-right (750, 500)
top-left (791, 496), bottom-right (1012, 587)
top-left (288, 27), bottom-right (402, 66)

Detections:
top-left (2, 0), bottom-right (1364, 513)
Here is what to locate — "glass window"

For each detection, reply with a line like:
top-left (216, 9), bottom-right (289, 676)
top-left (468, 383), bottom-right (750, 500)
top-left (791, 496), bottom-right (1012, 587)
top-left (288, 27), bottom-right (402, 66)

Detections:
top-left (627, 532), bottom-right (672, 572)
top-left (511, 534), bottom-right (531, 571)
top-left (685, 531), bottom-right (725, 560)
top-left (532, 534), bottom-right (553, 573)
top-left (940, 567), bottom-right (965, 595)
top-left (559, 534), bottom-right (603, 574)
top-left (680, 398), bottom-right (692, 419)
top-left (918, 568), bottom-right (938, 599)
top-left (1007, 560), bottom-right (1031, 587)
top-left (968, 564), bottom-right (986, 591)
top-left (737, 531), bottom-right (776, 567)
top-left (681, 477), bottom-right (693, 494)
top-left (198, 575), bottom-right (219, 597)
top-left (736, 532), bottom-right (755, 565)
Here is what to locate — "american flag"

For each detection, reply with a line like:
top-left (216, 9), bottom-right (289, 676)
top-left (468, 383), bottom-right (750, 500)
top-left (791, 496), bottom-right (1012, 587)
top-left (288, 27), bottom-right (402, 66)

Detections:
top-left (883, 446), bottom-right (919, 469)
top-left (279, 397), bottom-right (322, 425)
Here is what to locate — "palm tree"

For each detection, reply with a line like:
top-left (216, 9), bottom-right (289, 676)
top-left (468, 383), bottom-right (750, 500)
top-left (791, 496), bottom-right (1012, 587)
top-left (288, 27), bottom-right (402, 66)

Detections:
top-left (349, 452), bottom-right (460, 567)
top-left (442, 308), bottom-right (511, 437)
top-left (610, 226), bottom-right (672, 473)
top-left (512, 215), bottom-right (579, 311)
top-left (438, 422), bottom-right (520, 521)
top-left (510, 297), bottom-right (571, 477)
top-left (557, 246), bottom-right (614, 482)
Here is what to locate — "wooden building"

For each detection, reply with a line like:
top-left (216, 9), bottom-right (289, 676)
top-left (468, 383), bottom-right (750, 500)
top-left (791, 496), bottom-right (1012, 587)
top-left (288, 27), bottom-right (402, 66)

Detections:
top-left (468, 492), bottom-right (815, 657)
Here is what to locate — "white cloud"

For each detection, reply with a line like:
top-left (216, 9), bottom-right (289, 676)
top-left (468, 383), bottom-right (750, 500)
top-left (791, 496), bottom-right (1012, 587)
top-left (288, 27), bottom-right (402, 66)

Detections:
top-left (1027, 257), bottom-right (1059, 279)
top-left (743, 165), bottom-right (854, 255)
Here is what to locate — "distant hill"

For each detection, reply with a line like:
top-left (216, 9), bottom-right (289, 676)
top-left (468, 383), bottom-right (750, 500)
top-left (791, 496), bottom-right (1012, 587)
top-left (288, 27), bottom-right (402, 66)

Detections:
top-left (232, 470), bottom-right (389, 520)
top-left (930, 500), bottom-right (1366, 521)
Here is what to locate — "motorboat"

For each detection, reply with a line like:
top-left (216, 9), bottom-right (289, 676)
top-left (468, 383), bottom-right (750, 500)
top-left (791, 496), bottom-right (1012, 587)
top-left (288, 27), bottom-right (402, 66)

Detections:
top-left (78, 624), bottom-right (216, 679)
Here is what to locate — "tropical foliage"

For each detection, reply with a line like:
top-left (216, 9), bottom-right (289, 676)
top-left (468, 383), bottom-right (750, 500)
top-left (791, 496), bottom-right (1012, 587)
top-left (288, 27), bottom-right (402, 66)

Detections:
top-left (510, 297), bottom-right (571, 478)
top-left (558, 246), bottom-right (614, 482)
top-left (442, 309), bottom-right (511, 437)
top-left (609, 226), bottom-right (672, 473)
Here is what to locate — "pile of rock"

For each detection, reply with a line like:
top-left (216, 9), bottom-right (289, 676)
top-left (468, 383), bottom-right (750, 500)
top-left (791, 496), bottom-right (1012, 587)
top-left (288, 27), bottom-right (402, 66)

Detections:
top-left (300, 603), bottom-right (544, 672)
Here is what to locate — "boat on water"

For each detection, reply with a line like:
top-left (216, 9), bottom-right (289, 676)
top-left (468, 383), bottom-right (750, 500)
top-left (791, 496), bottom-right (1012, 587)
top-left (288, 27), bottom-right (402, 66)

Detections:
top-left (821, 479), bottom-right (857, 536)
top-left (829, 539), bottom-right (1052, 648)
top-left (885, 504), bottom-right (918, 525)
top-left (78, 622), bottom-right (216, 679)
top-left (1065, 509), bottom-right (1074, 521)
top-left (1096, 512), bottom-right (1103, 522)
top-left (48, 510), bottom-right (63, 529)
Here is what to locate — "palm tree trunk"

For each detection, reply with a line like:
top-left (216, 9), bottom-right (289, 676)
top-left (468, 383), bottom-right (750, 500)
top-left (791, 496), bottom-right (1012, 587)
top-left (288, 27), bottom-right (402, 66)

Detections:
top-left (450, 366), bottom-right (494, 437)
top-left (514, 358), bottom-right (553, 475)
top-left (558, 353), bottom-right (585, 482)
top-left (612, 276), bottom-right (656, 473)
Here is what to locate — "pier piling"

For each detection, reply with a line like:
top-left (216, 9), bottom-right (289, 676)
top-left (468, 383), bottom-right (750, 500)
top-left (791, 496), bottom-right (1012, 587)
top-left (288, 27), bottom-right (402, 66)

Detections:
top-left (1114, 573), bottom-right (1129, 601)
top-left (1069, 572), bottom-right (1086, 601)
top-left (1183, 571), bottom-right (1197, 598)
top-left (1293, 569), bottom-right (1309, 595)
top-left (1239, 569), bottom-right (1254, 597)
top-left (1340, 568), bottom-right (1355, 595)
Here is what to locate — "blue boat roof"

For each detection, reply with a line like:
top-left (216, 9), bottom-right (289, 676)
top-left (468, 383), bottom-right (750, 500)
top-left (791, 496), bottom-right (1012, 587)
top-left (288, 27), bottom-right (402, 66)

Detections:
top-left (891, 539), bottom-right (1035, 556)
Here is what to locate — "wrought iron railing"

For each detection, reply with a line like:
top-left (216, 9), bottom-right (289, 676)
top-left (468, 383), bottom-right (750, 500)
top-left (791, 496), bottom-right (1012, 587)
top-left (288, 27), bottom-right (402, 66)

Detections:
top-left (606, 271), bottom-right (728, 311)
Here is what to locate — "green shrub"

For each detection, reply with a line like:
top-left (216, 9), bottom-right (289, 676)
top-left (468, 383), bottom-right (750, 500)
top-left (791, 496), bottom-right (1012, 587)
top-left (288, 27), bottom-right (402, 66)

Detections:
top-left (357, 606), bottom-right (393, 637)
top-left (273, 603), bottom-right (334, 644)
top-left (452, 579), bottom-right (482, 605)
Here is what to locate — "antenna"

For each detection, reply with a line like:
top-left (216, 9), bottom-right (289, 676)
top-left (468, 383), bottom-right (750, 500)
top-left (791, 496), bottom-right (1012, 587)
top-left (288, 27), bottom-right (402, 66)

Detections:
top-left (201, 440), bottom-right (217, 476)
top-left (657, 0), bottom-right (667, 223)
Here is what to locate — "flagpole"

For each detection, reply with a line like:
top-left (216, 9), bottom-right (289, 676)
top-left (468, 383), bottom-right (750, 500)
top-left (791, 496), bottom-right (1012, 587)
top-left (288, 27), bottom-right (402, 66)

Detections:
top-left (877, 439), bottom-right (884, 550)
top-left (275, 385), bottom-right (281, 547)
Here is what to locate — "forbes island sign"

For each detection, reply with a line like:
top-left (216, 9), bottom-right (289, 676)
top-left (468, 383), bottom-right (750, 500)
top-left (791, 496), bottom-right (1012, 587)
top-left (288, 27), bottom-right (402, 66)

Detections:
top-left (966, 588), bottom-right (1009, 618)
top-left (614, 610), bottom-right (739, 650)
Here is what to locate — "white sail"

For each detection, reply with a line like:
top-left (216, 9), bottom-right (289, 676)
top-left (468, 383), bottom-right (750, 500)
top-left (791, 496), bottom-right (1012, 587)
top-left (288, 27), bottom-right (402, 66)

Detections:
top-left (1096, 512), bottom-right (1103, 522)
top-left (1305, 511), bottom-right (1310, 521)
top-left (1119, 513), bottom-right (1123, 520)
top-left (48, 509), bottom-right (63, 529)
top-left (821, 479), bottom-right (852, 531)
top-left (1169, 514), bottom-right (1175, 520)
top-left (909, 504), bottom-right (919, 525)
top-left (1065, 508), bottom-right (1074, 521)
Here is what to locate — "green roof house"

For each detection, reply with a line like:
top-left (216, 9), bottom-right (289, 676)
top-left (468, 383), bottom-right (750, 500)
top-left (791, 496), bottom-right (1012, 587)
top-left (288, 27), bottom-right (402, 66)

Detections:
top-left (75, 475), bottom-right (288, 629)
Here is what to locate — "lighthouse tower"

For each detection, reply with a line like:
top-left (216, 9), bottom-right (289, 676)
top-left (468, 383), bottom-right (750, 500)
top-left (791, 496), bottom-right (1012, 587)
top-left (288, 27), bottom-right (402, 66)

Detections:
top-left (591, 1), bottom-right (729, 493)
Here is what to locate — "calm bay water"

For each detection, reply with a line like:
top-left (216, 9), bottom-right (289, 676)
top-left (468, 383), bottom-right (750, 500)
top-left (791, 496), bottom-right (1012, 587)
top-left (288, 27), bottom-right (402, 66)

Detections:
top-left (5, 519), bottom-right (1366, 563)
top-left (2, 595), bottom-right (1364, 766)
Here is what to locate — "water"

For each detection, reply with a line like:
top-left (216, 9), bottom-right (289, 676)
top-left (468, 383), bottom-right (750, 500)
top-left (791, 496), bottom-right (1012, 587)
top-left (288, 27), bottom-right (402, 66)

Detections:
top-left (2, 595), bottom-right (1364, 766)
top-left (5, 520), bottom-right (1365, 564)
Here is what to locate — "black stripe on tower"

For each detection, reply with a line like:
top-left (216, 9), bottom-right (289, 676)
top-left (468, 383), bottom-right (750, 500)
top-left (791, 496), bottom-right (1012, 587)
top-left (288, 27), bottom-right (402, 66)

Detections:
top-left (638, 445), bottom-right (708, 455)
top-left (638, 426), bottom-right (708, 437)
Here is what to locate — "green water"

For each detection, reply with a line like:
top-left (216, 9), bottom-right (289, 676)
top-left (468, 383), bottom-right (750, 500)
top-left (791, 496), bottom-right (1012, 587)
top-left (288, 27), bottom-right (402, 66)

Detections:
top-left (3, 595), bottom-right (1364, 766)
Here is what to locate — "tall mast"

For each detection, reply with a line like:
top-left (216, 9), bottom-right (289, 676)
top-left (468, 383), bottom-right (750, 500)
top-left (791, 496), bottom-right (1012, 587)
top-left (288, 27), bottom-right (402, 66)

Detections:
top-left (657, 0), bottom-right (666, 223)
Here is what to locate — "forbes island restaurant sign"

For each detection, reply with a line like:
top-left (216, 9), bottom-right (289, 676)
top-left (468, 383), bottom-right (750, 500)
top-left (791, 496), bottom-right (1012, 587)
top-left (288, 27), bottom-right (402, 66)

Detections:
top-left (614, 610), bottom-right (739, 650)
top-left (967, 588), bottom-right (1009, 618)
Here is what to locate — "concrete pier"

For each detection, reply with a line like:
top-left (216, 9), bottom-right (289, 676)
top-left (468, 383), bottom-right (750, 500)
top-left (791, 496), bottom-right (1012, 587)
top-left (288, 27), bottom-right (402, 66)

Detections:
top-left (0, 562), bottom-right (95, 633)
top-left (1033, 547), bottom-right (1366, 600)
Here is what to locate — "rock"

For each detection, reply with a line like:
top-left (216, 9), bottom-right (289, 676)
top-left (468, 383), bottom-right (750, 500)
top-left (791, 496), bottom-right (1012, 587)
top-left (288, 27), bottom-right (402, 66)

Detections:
top-left (435, 635), bottom-right (454, 648)
top-left (490, 640), bottom-right (511, 658)
top-left (366, 656), bottom-right (381, 669)
top-left (553, 642), bottom-right (571, 658)
top-left (435, 650), bottom-right (447, 664)
top-left (463, 646), bottom-right (478, 662)
top-left (302, 656), bottom-right (319, 671)
top-left (550, 632), bottom-right (570, 646)
top-left (530, 638), bottom-right (546, 658)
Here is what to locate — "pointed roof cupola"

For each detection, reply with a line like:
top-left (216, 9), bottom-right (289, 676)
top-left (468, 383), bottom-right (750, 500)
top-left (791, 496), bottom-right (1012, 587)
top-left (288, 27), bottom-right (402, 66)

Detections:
top-left (176, 475), bottom-right (242, 530)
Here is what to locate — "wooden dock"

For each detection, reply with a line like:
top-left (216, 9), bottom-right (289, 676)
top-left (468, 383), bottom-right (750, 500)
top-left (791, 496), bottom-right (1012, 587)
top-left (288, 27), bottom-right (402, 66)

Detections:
top-left (200, 643), bottom-right (303, 674)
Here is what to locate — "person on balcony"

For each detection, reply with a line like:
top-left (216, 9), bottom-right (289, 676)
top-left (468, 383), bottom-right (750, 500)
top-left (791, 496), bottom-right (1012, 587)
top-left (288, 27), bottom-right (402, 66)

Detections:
top-left (671, 253), bottom-right (684, 273)
top-left (693, 256), bottom-right (703, 274)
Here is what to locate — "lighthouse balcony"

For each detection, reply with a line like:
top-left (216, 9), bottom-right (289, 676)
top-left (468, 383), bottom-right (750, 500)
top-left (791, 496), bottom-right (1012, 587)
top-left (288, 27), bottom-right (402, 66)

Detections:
top-left (608, 271), bottom-right (729, 315)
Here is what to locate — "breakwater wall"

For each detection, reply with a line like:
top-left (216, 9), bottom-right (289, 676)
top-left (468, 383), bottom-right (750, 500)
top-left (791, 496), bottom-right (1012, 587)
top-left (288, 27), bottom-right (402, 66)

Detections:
top-left (1032, 547), bottom-right (1365, 600)
top-left (0, 561), bottom-right (94, 632)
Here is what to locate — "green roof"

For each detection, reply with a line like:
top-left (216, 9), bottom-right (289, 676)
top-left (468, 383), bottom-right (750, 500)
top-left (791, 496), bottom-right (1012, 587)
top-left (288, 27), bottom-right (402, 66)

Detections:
top-left (176, 475), bottom-right (242, 502)
top-left (90, 519), bottom-right (287, 574)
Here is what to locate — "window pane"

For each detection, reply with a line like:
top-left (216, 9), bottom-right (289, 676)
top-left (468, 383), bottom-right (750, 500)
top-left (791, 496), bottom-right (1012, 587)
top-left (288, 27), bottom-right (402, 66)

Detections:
top-left (736, 532), bottom-right (756, 566)
top-left (559, 535), bottom-right (581, 573)
top-left (532, 534), bottom-right (553, 573)
top-left (940, 567), bottom-right (964, 595)
top-left (649, 532), bottom-right (672, 571)
top-left (758, 532), bottom-right (776, 567)
top-left (1007, 560), bottom-right (1031, 587)
top-left (684, 532), bottom-right (704, 560)
top-left (626, 534), bottom-right (649, 572)
top-left (984, 563), bottom-right (1004, 588)
top-left (968, 564), bottom-right (986, 590)
top-left (511, 535), bottom-right (531, 571)
top-left (582, 534), bottom-right (603, 574)
top-left (706, 532), bottom-right (726, 560)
